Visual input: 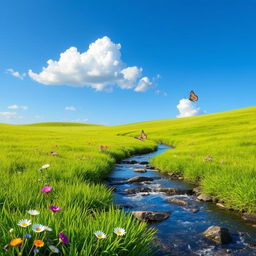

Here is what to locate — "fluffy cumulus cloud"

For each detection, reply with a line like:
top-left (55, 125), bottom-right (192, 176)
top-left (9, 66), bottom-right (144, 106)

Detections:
top-left (6, 69), bottom-right (26, 80)
top-left (29, 36), bottom-right (153, 92)
top-left (177, 98), bottom-right (201, 118)
top-left (65, 106), bottom-right (76, 111)
top-left (8, 105), bottom-right (28, 110)
top-left (134, 77), bottom-right (154, 92)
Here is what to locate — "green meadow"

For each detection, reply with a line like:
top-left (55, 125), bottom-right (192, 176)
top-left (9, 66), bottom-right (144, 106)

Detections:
top-left (116, 106), bottom-right (256, 213)
top-left (0, 106), bottom-right (255, 255)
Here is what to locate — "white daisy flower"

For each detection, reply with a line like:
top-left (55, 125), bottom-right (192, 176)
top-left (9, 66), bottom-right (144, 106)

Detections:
top-left (32, 224), bottom-right (45, 233)
top-left (94, 231), bottom-right (106, 239)
top-left (39, 164), bottom-right (50, 171)
top-left (43, 226), bottom-right (52, 232)
top-left (114, 227), bottom-right (126, 236)
top-left (28, 210), bottom-right (40, 216)
top-left (18, 219), bottom-right (31, 228)
top-left (49, 245), bottom-right (60, 253)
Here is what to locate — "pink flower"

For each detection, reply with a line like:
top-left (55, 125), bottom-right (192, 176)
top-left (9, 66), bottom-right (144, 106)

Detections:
top-left (100, 145), bottom-right (109, 149)
top-left (59, 233), bottom-right (69, 244)
top-left (49, 206), bottom-right (61, 212)
top-left (41, 186), bottom-right (52, 193)
top-left (51, 152), bottom-right (58, 156)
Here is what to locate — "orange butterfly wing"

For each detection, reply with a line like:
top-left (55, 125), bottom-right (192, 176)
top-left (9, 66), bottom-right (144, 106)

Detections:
top-left (189, 91), bottom-right (198, 101)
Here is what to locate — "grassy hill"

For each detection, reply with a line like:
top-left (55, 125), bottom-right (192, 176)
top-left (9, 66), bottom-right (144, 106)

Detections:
top-left (115, 106), bottom-right (256, 213)
top-left (0, 106), bottom-right (255, 255)
top-left (28, 122), bottom-right (101, 127)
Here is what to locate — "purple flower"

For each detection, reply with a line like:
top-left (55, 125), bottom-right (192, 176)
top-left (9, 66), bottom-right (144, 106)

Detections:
top-left (49, 205), bottom-right (61, 212)
top-left (33, 248), bottom-right (40, 254)
top-left (41, 186), bottom-right (52, 193)
top-left (24, 234), bottom-right (31, 239)
top-left (4, 244), bottom-right (9, 250)
top-left (59, 232), bottom-right (69, 244)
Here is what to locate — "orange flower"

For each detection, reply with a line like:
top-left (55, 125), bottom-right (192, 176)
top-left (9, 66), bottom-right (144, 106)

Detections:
top-left (33, 240), bottom-right (44, 248)
top-left (10, 238), bottom-right (23, 246)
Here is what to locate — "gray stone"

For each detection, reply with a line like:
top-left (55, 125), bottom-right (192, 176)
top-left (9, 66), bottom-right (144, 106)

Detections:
top-left (216, 203), bottom-right (226, 209)
top-left (203, 226), bottom-right (232, 244)
top-left (128, 176), bottom-right (154, 183)
top-left (139, 161), bottom-right (149, 165)
top-left (242, 214), bottom-right (256, 223)
top-left (189, 208), bottom-right (199, 213)
top-left (125, 187), bottom-right (152, 194)
top-left (193, 187), bottom-right (201, 195)
top-left (156, 187), bottom-right (193, 195)
top-left (132, 211), bottom-right (170, 223)
top-left (134, 168), bottom-right (147, 173)
top-left (197, 194), bottom-right (212, 202)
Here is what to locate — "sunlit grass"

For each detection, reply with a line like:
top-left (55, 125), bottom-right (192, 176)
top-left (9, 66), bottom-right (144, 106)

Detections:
top-left (0, 106), bottom-right (255, 255)
top-left (116, 106), bottom-right (256, 214)
top-left (0, 124), bottom-right (156, 255)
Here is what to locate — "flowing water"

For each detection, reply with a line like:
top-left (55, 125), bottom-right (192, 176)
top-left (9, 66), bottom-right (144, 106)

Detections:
top-left (107, 145), bottom-right (256, 256)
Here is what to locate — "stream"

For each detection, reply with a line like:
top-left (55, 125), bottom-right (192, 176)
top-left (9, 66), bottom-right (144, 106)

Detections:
top-left (107, 144), bottom-right (256, 256)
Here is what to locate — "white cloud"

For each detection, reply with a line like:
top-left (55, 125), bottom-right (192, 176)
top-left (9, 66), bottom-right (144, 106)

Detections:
top-left (8, 104), bottom-right (28, 110)
top-left (0, 112), bottom-right (20, 120)
top-left (134, 77), bottom-right (154, 92)
top-left (155, 90), bottom-right (168, 96)
top-left (65, 106), bottom-right (76, 111)
top-left (28, 36), bottom-right (152, 92)
top-left (6, 69), bottom-right (26, 80)
top-left (177, 98), bottom-right (201, 118)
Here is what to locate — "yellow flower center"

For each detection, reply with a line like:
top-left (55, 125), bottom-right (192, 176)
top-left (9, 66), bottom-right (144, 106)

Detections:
top-left (36, 228), bottom-right (41, 231)
top-left (117, 231), bottom-right (122, 235)
top-left (22, 223), bottom-right (28, 227)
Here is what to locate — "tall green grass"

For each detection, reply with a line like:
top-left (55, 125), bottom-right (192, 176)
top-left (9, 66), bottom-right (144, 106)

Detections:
top-left (0, 124), bottom-right (156, 255)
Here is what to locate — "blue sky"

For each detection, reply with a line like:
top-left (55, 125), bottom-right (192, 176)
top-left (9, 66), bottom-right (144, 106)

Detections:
top-left (1, 0), bottom-right (256, 125)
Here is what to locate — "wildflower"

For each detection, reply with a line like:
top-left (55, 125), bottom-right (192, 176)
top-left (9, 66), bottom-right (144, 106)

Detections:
top-left (51, 152), bottom-right (58, 156)
top-left (203, 155), bottom-right (213, 162)
top-left (43, 226), bottom-right (52, 231)
top-left (34, 240), bottom-right (44, 248)
top-left (39, 164), bottom-right (50, 171)
top-left (32, 224), bottom-right (45, 233)
top-left (10, 238), bottom-right (23, 246)
top-left (49, 205), bottom-right (61, 212)
top-left (18, 219), bottom-right (31, 228)
top-left (33, 248), bottom-right (40, 254)
top-left (49, 245), bottom-right (60, 253)
top-left (9, 228), bottom-right (14, 233)
top-left (28, 209), bottom-right (40, 216)
top-left (100, 145), bottom-right (109, 150)
top-left (24, 234), bottom-right (32, 239)
top-left (58, 233), bottom-right (69, 244)
top-left (41, 186), bottom-right (52, 193)
top-left (114, 227), bottom-right (126, 236)
top-left (4, 244), bottom-right (9, 250)
top-left (94, 231), bottom-right (106, 239)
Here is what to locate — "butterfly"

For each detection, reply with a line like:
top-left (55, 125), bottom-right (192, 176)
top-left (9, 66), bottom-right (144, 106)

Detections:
top-left (189, 90), bottom-right (198, 102)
